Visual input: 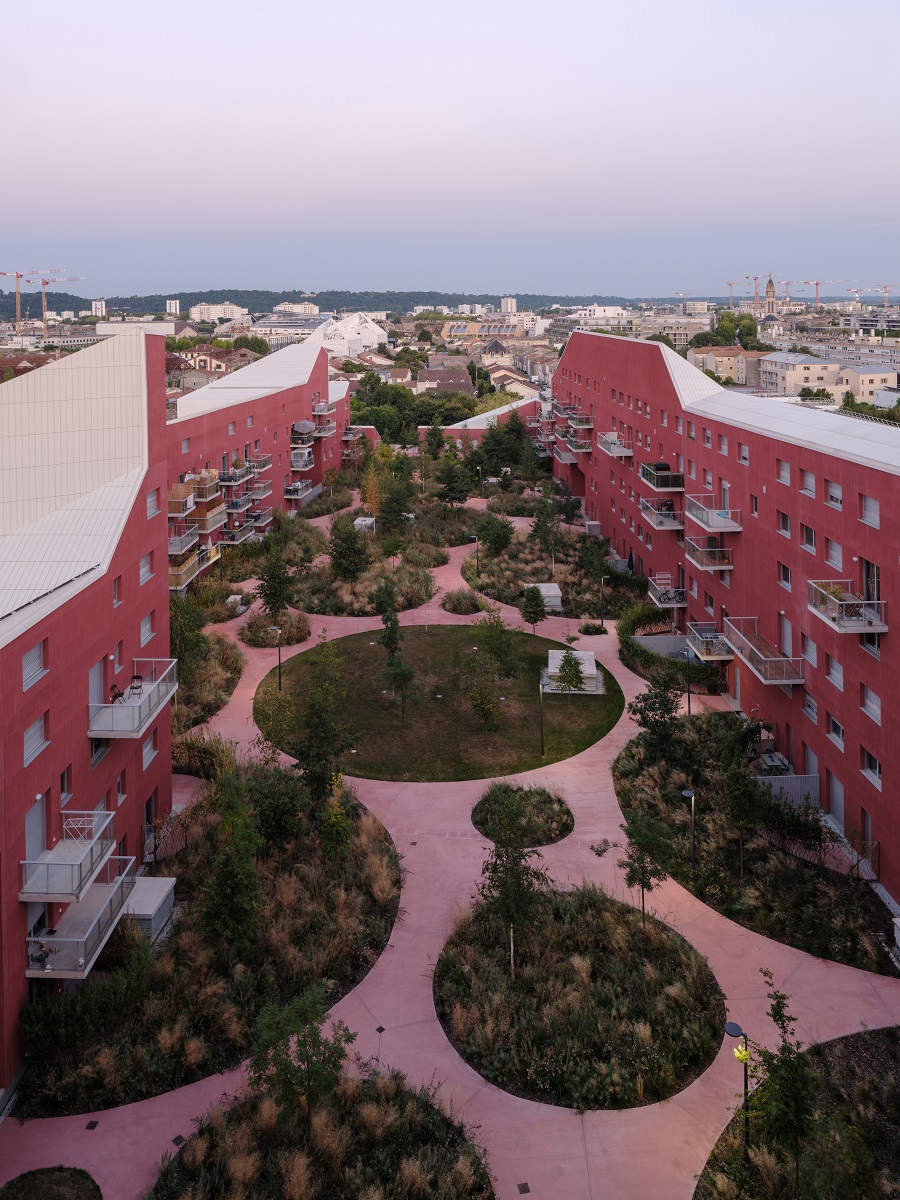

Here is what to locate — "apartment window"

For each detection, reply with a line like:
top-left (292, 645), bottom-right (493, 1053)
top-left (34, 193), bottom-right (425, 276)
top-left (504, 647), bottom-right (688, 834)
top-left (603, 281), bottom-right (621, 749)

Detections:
top-left (861, 748), bottom-right (882, 790)
top-left (825, 479), bottom-right (842, 509)
top-left (703, 469), bottom-right (713, 490)
top-left (60, 765), bottom-right (73, 807)
top-left (113, 575), bottom-right (123, 607)
top-left (859, 494), bottom-right (880, 529)
top-left (777, 510), bottom-right (791, 537)
top-left (860, 631), bottom-right (881, 660)
top-left (861, 685), bottom-right (881, 725)
top-left (246, 415), bottom-right (254, 429)
top-left (688, 460), bottom-right (696, 480)
top-left (704, 591), bottom-right (714, 614)
top-left (825, 538), bottom-right (842, 570)
top-left (827, 714), bottom-right (844, 749)
top-left (146, 488), bottom-right (160, 518)
top-left (143, 731), bottom-right (158, 770)
top-left (676, 416), bottom-right (683, 434)
top-left (661, 410), bottom-right (668, 427)
top-left (140, 612), bottom-right (155, 646)
top-left (689, 576), bottom-right (698, 599)
top-left (139, 552), bottom-right (154, 585)
top-left (90, 737), bottom-right (109, 768)
top-left (825, 654), bottom-right (843, 690)
top-left (800, 469), bottom-right (815, 497)
top-left (24, 713), bottom-right (49, 767)
top-left (801, 633), bottom-right (817, 666)
top-left (800, 523), bottom-right (816, 553)
top-left (113, 640), bottom-right (124, 673)
top-left (703, 428), bottom-right (712, 448)
top-left (778, 562), bottom-right (791, 590)
top-left (751, 494), bottom-right (758, 516)
top-left (802, 690), bottom-right (818, 722)
top-left (718, 434), bottom-right (728, 456)
top-left (22, 640), bottom-right (48, 690)
top-left (776, 458), bottom-right (790, 485)
top-left (687, 421), bottom-right (695, 440)
top-left (181, 437), bottom-right (190, 454)
top-left (738, 443), bottom-right (749, 465)
top-left (228, 421), bottom-right (236, 436)
top-left (117, 770), bottom-right (127, 806)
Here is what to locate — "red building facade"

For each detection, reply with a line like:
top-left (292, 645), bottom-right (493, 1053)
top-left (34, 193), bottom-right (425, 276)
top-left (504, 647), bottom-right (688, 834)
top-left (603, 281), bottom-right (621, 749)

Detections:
top-left (552, 332), bottom-right (899, 901)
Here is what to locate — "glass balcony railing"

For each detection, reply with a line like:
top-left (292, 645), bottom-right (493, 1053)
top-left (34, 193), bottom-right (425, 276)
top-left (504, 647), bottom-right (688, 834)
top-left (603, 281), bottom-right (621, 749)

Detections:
top-left (648, 577), bottom-right (687, 608)
top-left (313, 399), bottom-right (338, 415)
top-left (565, 431), bottom-right (592, 453)
top-left (686, 622), bottom-right (734, 661)
top-left (640, 463), bottom-right (684, 491)
top-left (251, 480), bottom-right (273, 500)
top-left (291, 449), bottom-right (315, 471)
top-left (285, 481), bottom-right (314, 500)
top-left (313, 421), bottom-right (337, 438)
top-left (191, 475), bottom-right (221, 502)
top-left (169, 554), bottom-right (203, 591)
top-left (342, 426), bottom-right (363, 441)
top-left (20, 811), bottom-right (115, 902)
top-left (291, 432), bottom-right (315, 448)
top-left (250, 453), bottom-right (272, 472)
top-left (193, 506), bottom-right (227, 533)
top-left (249, 507), bottom-right (273, 527)
top-left (685, 495), bottom-right (743, 532)
top-left (553, 444), bottom-right (577, 465)
top-left (88, 659), bottom-right (178, 738)
top-left (807, 580), bottom-right (888, 633)
top-left (168, 523), bottom-right (199, 555)
top-left (685, 537), bottom-right (734, 571)
top-left (225, 494), bottom-right (253, 513)
top-left (567, 412), bottom-right (593, 429)
top-left (723, 618), bottom-right (804, 685)
top-left (219, 463), bottom-right (252, 485)
top-left (597, 433), bottom-right (633, 457)
top-left (219, 523), bottom-right (255, 544)
top-left (639, 498), bottom-right (683, 530)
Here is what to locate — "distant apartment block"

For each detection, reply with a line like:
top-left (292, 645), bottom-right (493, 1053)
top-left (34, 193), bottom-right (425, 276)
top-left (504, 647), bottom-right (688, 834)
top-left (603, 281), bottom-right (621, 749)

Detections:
top-left (91, 299), bottom-right (107, 318)
top-left (165, 299), bottom-right (180, 315)
top-left (500, 297), bottom-right (517, 314)
top-left (188, 301), bottom-right (249, 323)
top-left (274, 301), bottom-right (320, 316)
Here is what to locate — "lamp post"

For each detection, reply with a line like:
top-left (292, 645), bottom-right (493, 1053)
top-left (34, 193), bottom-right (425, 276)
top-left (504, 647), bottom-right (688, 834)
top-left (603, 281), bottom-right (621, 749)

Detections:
top-left (682, 788), bottom-right (696, 881)
top-left (681, 647), bottom-right (692, 715)
top-left (269, 626), bottom-right (283, 691)
top-left (600, 574), bottom-right (609, 631)
top-left (538, 680), bottom-right (545, 757)
top-left (469, 533), bottom-right (479, 575)
top-left (477, 465), bottom-right (483, 497)
top-left (724, 1021), bottom-right (750, 1164)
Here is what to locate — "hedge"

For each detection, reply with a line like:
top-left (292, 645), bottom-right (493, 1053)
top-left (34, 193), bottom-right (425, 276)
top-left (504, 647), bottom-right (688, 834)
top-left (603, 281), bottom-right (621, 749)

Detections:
top-left (617, 603), bottom-right (724, 693)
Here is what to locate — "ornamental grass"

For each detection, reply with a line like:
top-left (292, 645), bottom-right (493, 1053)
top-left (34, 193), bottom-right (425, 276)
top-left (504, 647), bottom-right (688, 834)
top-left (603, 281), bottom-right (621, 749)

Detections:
top-left (471, 781), bottom-right (574, 847)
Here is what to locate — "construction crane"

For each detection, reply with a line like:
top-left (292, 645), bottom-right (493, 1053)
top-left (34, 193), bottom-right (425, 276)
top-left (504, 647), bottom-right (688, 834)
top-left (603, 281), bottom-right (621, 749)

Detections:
top-left (745, 275), bottom-right (760, 307)
top-left (778, 280), bottom-right (801, 303)
top-left (725, 282), bottom-right (741, 311)
top-left (0, 267), bottom-right (62, 335)
top-left (870, 284), bottom-right (897, 309)
top-left (24, 274), bottom-right (84, 340)
top-left (801, 280), bottom-right (847, 307)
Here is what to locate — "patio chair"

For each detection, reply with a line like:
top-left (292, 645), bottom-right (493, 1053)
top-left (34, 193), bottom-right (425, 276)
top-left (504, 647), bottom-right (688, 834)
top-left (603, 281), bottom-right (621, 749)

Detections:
top-left (129, 674), bottom-right (143, 697)
top-left (109, 684), bottom-right (126, 705)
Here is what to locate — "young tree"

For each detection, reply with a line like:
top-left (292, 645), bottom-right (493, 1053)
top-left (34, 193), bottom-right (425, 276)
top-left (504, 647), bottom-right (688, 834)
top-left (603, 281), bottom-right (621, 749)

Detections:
top-left (476, 512), bottom-right (514, 557)
top-left (379, 477), bottom-right (413, 532)
top-left (328, 514), bottom-right (368, 582)
top-left (626, 666), bottom-right (682, 758)
top-left (424, 421), bottom-right (445, 460)
top-left (362, 462), bottom-right (382, 517)
top-left (519, 436), bottom-right (542, 492)
top-left (323, 466), bottom-right (341, 495)
top-left (478, 842), bottom-right (551, 980)
top-left (617, 813), bottom-right (668, 928)
top-left (169, 595), bottom-right (209, 688)
top-left (383, 652), bottom-right (415, 732)
top-left (290, 633), bottom-right (354, 815)
top-left (474, 607), bottom-right (517, 678)
top-left (556, 646), bottom-right (585, 705)
top-left (437, 459), bottom-right (470, 507)
top-left (378, 606), bottom-right (403, 666)
top-left (531, 498), bottom-right (562, 572)
top-left (520, 586), bottom-right (547, 636)
top-left (370, 576), bottom-right (398, 617)
top-left (202, 788), bottom-right (263, 944)
top-left (467, 650), bottom-right (501, 726)
top-left (256, 551), bottom-right (295, 619)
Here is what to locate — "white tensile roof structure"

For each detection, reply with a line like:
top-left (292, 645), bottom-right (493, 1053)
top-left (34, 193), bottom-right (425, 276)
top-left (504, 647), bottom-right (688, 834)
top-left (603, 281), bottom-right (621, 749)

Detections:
top-left (169, 342), bottom-right (322, 421)
top-left (302, 313), bottom-right (388, 359)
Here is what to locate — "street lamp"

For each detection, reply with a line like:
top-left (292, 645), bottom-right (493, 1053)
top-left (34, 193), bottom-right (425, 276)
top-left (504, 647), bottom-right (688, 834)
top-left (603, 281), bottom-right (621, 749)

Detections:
top-left (681, 647), bottom-right (693, 715)
top-left (682, 788), bottom-right (696, 880)
top-left (724, 1021), bottom-right (750, 1164)
top-left (477, 465), bottom-right (483, 497)
top-left (469, 533), bottom-right (479, 574)
top-left (269, 626), bottom-right (283, 691)
top-left (538, 680), bottom-right (545, 757)
top-left (600, 574), bottom-right (610, 631)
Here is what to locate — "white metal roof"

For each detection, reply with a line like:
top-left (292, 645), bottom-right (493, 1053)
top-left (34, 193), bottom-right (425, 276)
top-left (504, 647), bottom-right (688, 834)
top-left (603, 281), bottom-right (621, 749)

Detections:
top-left (170, 342), bottom-right (322, 420)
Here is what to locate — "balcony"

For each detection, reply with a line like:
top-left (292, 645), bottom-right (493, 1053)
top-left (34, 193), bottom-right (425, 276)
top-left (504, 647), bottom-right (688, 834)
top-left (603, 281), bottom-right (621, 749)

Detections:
top-left (597, 433), bottom-right (633, 458)
top-left (219, 523), bottom-right (255, 544)
top-left (342, 426), bottom-right (363, 441)
top-left (225, 493), bottom-right (253, 513)
top-left (685, 536), bottom-right (734, 572)
top-left (219, 463), bottom-right (252, 486)
top-left (807, 580), bottom-right (888, 634)
top-left (686, 622), bottom-right (734, 661)
top-left (565, 431), bottom-right (592, 453)
top-left (19, 811), bottom-right (115, 902)
top-left (551, 400), bottom-right (576, 419)
top-left (88, 659), bottom-right (178, 738)
top-left (191, 474), bottom-right (221, 502)
top-left (723, 618), bottom-right (805, 685)
top-left (291, 449), bottom-right (315, 471)
top-left (640, 497), bottom-right (684, 530)
top-left (685, 494), bottom-right (743, 532)
top-left (251, 479), bottom-right (273, 500)
top-left (169, 553), bottom-right (203, 591)
top-left (285, 480), bottom-right (314, 501)
top-left (533, 441), bottom-right (552, 458)
top-left (313, 421), bottom-right (337, 438)
top-left (567, 412), bottom-right (593, 429)
top-left (250, 453), bottom-right (272, 473)
top-left (291, 431), bottom-right (315, 448)
top-left (554, 444), bottom-right (577, 466)
top-left (193, 505), bottom-right (227, 533)
top-left (250, 507), bottom-right (273, 527)
top-left (313, 399), bottom-right (338, 415)
top-left (648, 576), bottom-right (687, 608)
top-left (640, 463), bottom-right (684, 491)
top-left (167, 488), bottom-right (195, 518)
top-left (526, 415), bottom-right (544, 428)
top-left (25, 857), bottom-right (136, 979)
top-left (168, 523), bottom-right (199, 555)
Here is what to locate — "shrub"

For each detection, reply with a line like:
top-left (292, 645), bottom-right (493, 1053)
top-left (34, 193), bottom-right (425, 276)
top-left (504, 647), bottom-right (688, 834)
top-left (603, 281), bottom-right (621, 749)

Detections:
top-left (0, 1168), bottom-right (102, 1200)
top-left (297, 559), bottom-right (434, 616)
top-left (579, 621), bottom-right (608, 635)
top-left (190, 577), bottom-right (249, 625)
top-left (617, 603), bottom-right (723, 692)
top-left (295, 486), bottom-right (353, 518)
top-left (402, 542), bottom-right (449, 569)
top-left (441, 587), bottom-right (485, 615)
top-left (172, 728), bottom-right (238, 779)
top-left (174, 633), bottom-right (244, 732)
top-left (240, 609), bottom-right (311, 648)
top-left (472, 781), bottom-right (573, 846)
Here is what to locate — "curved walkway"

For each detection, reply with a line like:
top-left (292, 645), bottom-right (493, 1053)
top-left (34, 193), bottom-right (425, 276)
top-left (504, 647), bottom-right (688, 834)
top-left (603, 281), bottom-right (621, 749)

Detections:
top-left (3, 527), bottom-right (900, 1200)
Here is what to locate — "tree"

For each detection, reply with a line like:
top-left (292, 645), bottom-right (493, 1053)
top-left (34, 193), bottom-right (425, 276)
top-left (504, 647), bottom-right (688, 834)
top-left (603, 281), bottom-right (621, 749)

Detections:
top-left (519, 436), bottom-right (542, 491)
top-left (383, 652), bottom-right (415, 732)
top-left (474, 607), bottom-right (517, 678)
top-left (437, 459), bottom-right (469, 507)
top-left (324, 466), bottom-right (341, 494)
top-left (646, 332), bottom-right (675, 350)
top-left (232, 334), bottom-right (269, 356)
top-left (249, 767), bottom-right (306, 849)
top-left (202, 787), bottom-right (263, 944)
top-left (478, 842), bottom-right (550, 980)
top-left (616, 814), bottom-right (668, 928)
top-left (531, 498), bottom-right (562, 571)
top-left (467, 651), bottom-right (501, 726)
top-left (168, 595), bottom-right (209, 688)
top-left (370, 576), bottom-right (398, 617)
top-left (382, 533), bottom-right (404, 569)
top-left (626, 667), bottom-right (682, 757)
top-left (424, 421), bottom-right (445, 460)
top-left (476, 512), bottom-right (514, 557)
top-left (247, 985), bottom-right (356, 1112)
top-left (291, 633), bottom-right (354, 815)
top-left (520, 586), bottom-right (547, 636)
top-left (556, 646), bottom-right (585, 704)
top-left (362, 462), bottom-right (382, 517)
top-left (256, 551), bottom-right (294, 619)
top-left (1, 366), bottom-right (13, 384)
top-left (378, 606), bottom-right (403, 666)
top-left (328, 515), bottom-right (368, 582)
top-left (378, 476), bottom-right (413, 533)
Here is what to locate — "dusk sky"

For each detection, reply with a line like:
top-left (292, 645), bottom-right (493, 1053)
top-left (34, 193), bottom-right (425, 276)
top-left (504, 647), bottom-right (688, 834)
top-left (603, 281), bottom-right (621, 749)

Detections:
top-left (7, 0), bottom-right (899, 299)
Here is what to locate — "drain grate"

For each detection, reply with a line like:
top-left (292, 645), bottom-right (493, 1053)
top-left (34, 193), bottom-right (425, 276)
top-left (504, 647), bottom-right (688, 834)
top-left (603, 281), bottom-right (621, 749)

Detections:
top-left (517, 1186), bottom-right (531, 1195)
top-left (85, 1120), bottom-right (99, 1131)
top-left (172, 1135), bottom-right (185, 1147)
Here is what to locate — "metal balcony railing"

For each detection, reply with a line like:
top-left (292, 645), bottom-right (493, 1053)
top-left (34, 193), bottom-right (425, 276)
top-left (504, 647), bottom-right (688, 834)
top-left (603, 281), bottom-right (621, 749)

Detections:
top-left (225, 493), bottom-right (253, 513)
top-left (219, 523), bottom-right (255, 544)
top-left (191, 476), bottom-right (221, 501)
top-left (648, 577), bottom-right (687, 608)
top-left (249, 507), bottom-right (273, 527)
top-left (686, 622), bottom-right (734, 661)
top-left (723, 618), bottom-right (804, 685)
top-left (597, 433), bottom-right (633, 457)
top-left (291, 449), bottom-right (315, 471)
top-left (313, 421), bottom-right (337, 438)
top-left (313, 399), bottom-right (338, 415)
top-left (19, 810), bottom-right (115, 902)
top-left (807, 580), bottom-right (888, 633)
top-left (640, 463), bottom-right (684, 491)
top-left (685, 537), bottom-right (734, 571)
top-left (567, 412), bottom-right (593, 429)
top-left (167, 494), bottom-right (195, 517)
top-left (685, 494), bottom-right (743, 532)
top-left (342, 426), bottom-right (363, 441)
top-left (88, 659), bottom-right (178, 738)
top-left (25, 857), bottom-right (136, 979)
top-left (639, 498), bottom-right (684, 529)
top-left (193, 506), bottom-right (227, 533)
top-left (219, 463), bottom-right (253, 485)
top-left (251, 480), bottom-right (273, 499)
top-left (250, 453), bottom-right (272, 472)
top-left (554, 444), bottom-right (577, 465)
top-left (565, 432), bottom-right (592, 452)
top-left (291, 432), bottom-right (315, 448)
top-left (168, 523), bottom-right (199, 555)
top-left (285, 480), bottom-right (314, 499)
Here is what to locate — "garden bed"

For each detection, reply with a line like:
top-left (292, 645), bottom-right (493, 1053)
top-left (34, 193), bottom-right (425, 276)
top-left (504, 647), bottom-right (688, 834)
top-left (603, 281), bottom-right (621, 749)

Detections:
top-left (173, 632), bottom-right (244, 733)
top-left (255, 627), bottom-right (625, 781)
top-left (434, 884), bottom-right (724, 1110)
top-left (296, 558), bottom-right (435, 615)
top-left (0, 1169), bottom-right (101, 1200)
top-left (471, 781), bottom-right (573, 846)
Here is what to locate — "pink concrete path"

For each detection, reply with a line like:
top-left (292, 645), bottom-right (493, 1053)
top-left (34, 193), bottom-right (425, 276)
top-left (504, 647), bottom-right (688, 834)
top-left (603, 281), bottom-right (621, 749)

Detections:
top-left (3, 528), bottom-right (900, 1200)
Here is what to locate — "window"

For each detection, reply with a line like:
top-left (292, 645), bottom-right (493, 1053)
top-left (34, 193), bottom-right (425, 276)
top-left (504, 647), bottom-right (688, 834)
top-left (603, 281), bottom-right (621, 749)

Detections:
top-left (801, 633), bottom-right (817, 666)
top-left (687, 421), bottom-right (695, 440)
top-left (117, 771), bottom-right (127, 806)
top-left (246, 415), bottom-right (254, 429)
top-left (113, 575), bottom-right (123, 607)
top-left (140, 612), bottom-right (155, 646)
top-left (861, 748), bottom-right (882, 790)
top-left (861, 685), bottom-right (881, 724)
top-left (143, 731), bottom-right (158, 770)
top-left (60, 765), bottom-right (73, 807)
top-left (800, 523), bottom-right (816, 552)
top-left (703, 469), bottom-right (713, 490)
top-left (661, 410), bottom-right (668, 427)
top-left (825, 538), bottom-right (842, 569)
top-left (718, 434), bottom-right (728, 455)
top-left (778, 562), bottom-right (791, 590)
top-left (703, 428), bottom-right (712, 448)
top-left (738, 443), bottom-right (749, 465)
top-left (90, 737), bottom-right (109, 768)
top-left (802, 690), bottom-right (818, 722)
top-left (676, 416), bottom-right (683, 434)
top-left (860, 630), bottom-right (881, 660)
top-left (776, 458), bottom-right (790, 485)
top-left (751, 494), bottom-right (758, 516)
top-left (825, 654), bottom-right (843, 690)
top-left (139, 553), bottom-right (154, 585)
top-left (22, 641), bottom-right (48, 689)
top-left (181, 437), bottom-right (190, 454)
top-left (689, 576), bottom-right (698, 599)
top-left (113, 640), bottom-right (124, 672)
top-left (704, 591), bottom-right (714, 614)
top-left (777, 510), bottom-right (791, 537)
top-left (859, 494), bottom-right (880, 529)
top-left (146, 488), bottom-right (160, 518)
top-left (827, 714), bottom-right (844, 749)
top-left (800, 469), bottom-right (815, 497)
top-left (825, 479), bottom-right (842, 510)
top-left (228, 421), bottom-right (236, 436)
top-left (688, 460), bottom-right (696, 480)
top-left (24, 713), bottom-right (49, 766)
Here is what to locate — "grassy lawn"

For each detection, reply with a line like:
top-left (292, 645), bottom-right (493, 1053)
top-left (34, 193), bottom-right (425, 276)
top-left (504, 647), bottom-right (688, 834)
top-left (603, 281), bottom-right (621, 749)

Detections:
top-left (257, 626), bottom-right (625, 781)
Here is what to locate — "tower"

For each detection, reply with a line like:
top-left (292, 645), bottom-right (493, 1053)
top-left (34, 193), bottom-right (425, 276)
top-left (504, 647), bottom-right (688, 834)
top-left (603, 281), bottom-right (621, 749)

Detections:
top-left (764, 276), bottom-right (777, 316)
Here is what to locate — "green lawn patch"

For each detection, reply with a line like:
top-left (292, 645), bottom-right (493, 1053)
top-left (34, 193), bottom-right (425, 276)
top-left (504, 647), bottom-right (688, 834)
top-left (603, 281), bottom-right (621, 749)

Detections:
top-left (255, 626), bottom-right (625, 781)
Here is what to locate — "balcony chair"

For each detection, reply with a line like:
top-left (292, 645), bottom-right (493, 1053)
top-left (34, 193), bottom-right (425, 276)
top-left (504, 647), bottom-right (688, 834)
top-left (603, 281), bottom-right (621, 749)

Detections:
top-left (129, 674), bottom-right (144, 697)
top-left (109, 683), bottom-right (126, 705)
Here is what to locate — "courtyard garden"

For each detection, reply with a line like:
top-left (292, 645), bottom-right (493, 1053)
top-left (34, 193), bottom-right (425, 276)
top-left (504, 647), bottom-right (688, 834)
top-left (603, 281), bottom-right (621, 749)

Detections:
top-left (471, 781), bottom-right (574, 846)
